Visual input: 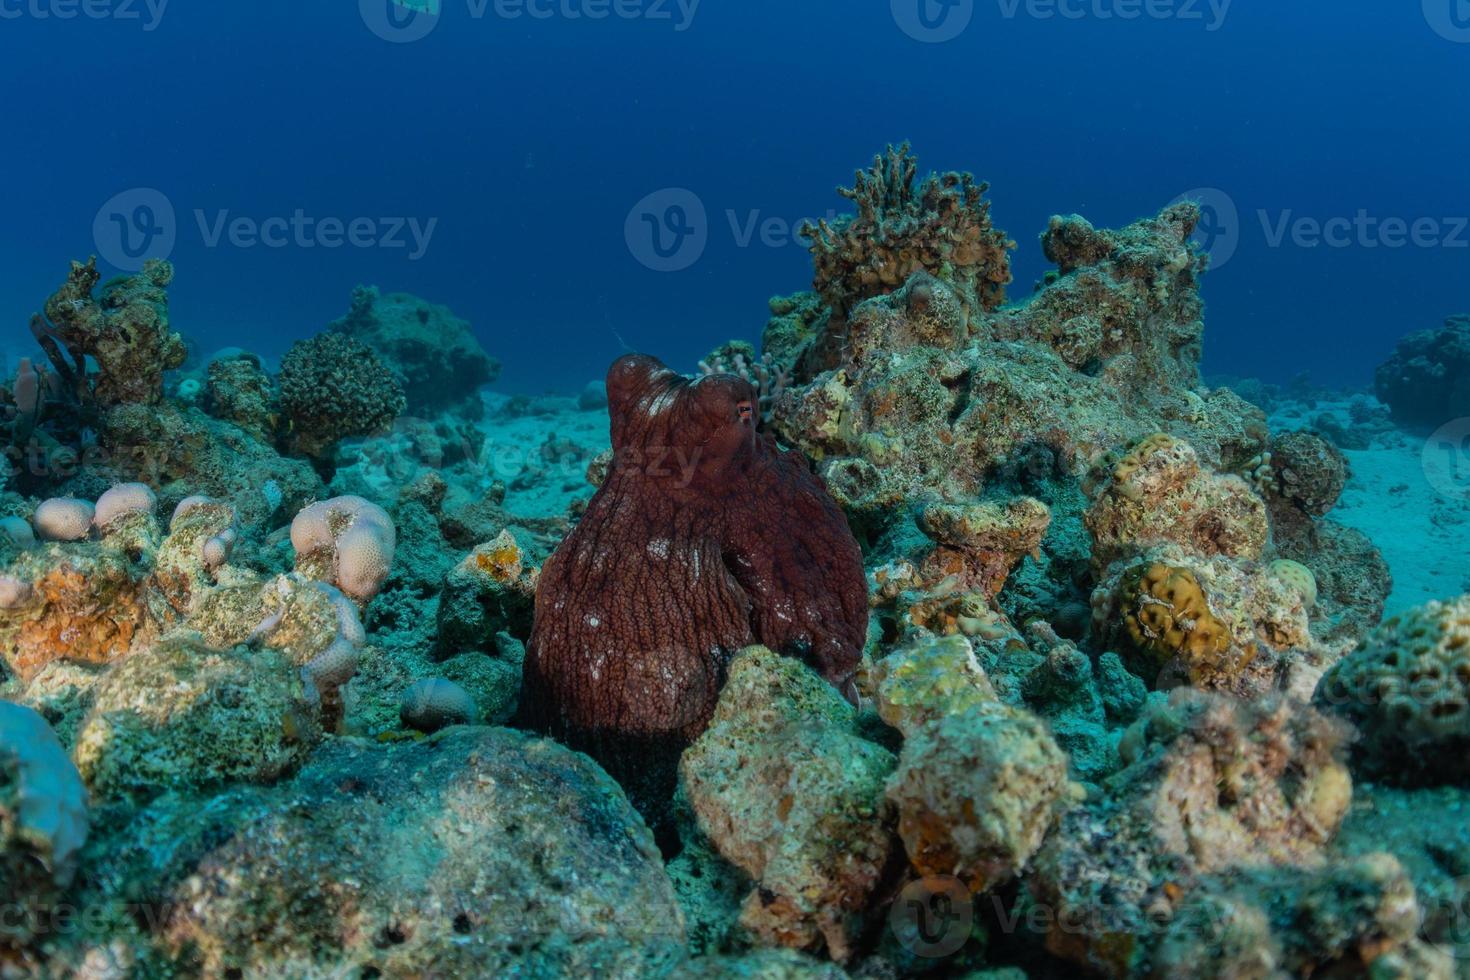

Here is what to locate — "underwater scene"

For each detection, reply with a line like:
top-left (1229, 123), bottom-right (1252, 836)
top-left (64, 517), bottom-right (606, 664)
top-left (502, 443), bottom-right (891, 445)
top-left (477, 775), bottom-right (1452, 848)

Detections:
top-left (2, 2), bottom-right (1470, 977)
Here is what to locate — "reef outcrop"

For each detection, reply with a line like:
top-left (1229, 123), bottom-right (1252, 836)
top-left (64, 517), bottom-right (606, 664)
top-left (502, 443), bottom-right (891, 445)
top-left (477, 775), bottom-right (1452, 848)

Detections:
top-left (1374, 313), bottom-right (1470, 427)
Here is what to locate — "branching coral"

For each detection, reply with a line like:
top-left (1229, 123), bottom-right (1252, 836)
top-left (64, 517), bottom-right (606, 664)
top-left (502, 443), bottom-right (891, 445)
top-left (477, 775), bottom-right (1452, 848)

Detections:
top-left (799, 142), bottom-right (1013, 367)
top-left (329, 285), bottom-right (500, 415)
top-left (697, 341), bottom-right (789, 427)
top-left (278, 332), bottom-right (405, 463)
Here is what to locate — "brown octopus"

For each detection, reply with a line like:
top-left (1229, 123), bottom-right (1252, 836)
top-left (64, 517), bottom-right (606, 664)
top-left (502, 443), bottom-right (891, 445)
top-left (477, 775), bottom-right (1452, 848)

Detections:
top-left (520, 353), bottom-right (867, 815)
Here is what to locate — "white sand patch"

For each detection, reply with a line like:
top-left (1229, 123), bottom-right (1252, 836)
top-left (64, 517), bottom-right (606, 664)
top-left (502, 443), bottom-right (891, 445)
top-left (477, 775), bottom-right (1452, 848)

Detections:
top-left (1271, 400), bottom-right (1470, 614)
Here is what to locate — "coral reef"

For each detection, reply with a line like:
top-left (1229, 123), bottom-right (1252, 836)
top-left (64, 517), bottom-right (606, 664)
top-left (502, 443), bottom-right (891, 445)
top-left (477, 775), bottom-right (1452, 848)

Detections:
top-left (680, 646), bottom-right (896, 962)
top-left (278, 330), bottom-right (406, 463)
top-left (1031, 690), bottom-right (1354, 976)
top-left (59, 729), bottom-right (686, 976)
top-left (329, 284), bottom-right (500, 414)
top-left (522, 354), bottom-right (867, 814)
top-left (799, 142), bottom-right (1013, 369)
top-left (72, 633), bottom-right (318, 800)
top-left (1316, 595), bottom-right (1470, 784)
top-left (30, 258), bottom-right (185, 409)
top-left (0, 147), bottom-right (1464, 977)
top-left (1374, 313), bottom-right (1470, 427)
top-left (290, 494), bottom-right (397, 602)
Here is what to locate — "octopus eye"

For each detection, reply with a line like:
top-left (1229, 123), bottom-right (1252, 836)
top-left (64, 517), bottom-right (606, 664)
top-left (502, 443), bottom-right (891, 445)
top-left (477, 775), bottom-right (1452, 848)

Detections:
top-left (736, 401), bottom-right (754, 424)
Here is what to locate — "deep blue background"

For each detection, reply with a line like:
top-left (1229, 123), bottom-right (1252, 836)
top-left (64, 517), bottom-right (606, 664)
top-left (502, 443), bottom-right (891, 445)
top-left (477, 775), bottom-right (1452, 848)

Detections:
top-left (1, 1), bottom-right (1466, 393)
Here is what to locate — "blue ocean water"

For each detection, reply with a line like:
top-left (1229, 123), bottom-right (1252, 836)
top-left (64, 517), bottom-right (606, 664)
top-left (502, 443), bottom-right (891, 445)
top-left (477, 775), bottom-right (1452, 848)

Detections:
top-left (0, 1), bottom-right (1465, 392)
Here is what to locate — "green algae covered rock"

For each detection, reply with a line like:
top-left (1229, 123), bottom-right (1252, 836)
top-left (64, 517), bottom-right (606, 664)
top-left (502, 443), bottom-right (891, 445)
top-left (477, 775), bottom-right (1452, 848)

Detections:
top-left (72, 633), bottom-right (318, 800)
top-left (680, 646), bottom-right (896, 963)
top-left (71, 727), bottom-right (684, 977)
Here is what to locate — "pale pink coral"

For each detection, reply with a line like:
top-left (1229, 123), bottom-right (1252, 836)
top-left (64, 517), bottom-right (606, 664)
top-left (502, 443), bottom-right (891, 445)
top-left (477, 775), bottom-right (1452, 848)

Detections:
top-left (32, 498), bottom-right (95, 542)
top-left (290, 495), bottom-right (396, 602)
top-left (93, 483), bottom-right (157, 530)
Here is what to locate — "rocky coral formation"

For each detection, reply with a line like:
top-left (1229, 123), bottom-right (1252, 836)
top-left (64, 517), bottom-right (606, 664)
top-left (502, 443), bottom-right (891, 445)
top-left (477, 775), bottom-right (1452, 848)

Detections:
top-left (1083, 432), bottom-right (1269, 570)
top-left (278, 330), bottom-right (406, 463)
top-left (436, 528), bottom-right (538, 652)
top-left (29, 257), bottom-right (185, 408)
top-left (771, 202), bottom-right (1268, 557)
top-left (1374, 313), bottom-right (1470, 427)
top-left (797, 142), bottom-right (1013, 370)
top-left (1151, 853), bottom-right (1450, 978)
top-left (0, 702), bottom-right (88, 947)
top-left (0, 531), bottom-right (149, 681)
top-left (330, 284), bottom-right (500, 414)
top-left (680, 646), bottom-right (896, 962)
top-left (1090, 547), bottom-right (1315, 695)
top-left (61, 728), bottom-right (685, 977)
top-left (1316, 595), bottom-right (1470, 784)
top-left (1032, 690), bottom-right (1353, 976)
top-left (72, 633), bottom-right (318, 800)
top-left (887, 703), bottom-right (1070, 893)
top-left (204, 351), bottom-right (275, 442)
top-left (1264, 428), bottom-right (1348, 518)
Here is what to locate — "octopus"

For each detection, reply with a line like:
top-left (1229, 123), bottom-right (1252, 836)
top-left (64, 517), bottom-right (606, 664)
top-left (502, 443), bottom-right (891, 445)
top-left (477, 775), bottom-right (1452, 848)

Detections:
top-left (521, 353), bottom-right (868, 814)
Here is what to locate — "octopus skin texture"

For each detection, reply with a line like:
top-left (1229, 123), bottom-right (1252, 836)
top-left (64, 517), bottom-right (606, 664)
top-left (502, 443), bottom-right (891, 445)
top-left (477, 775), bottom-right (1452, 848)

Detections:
top-left (521, 354), bottom-right (868, 792)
